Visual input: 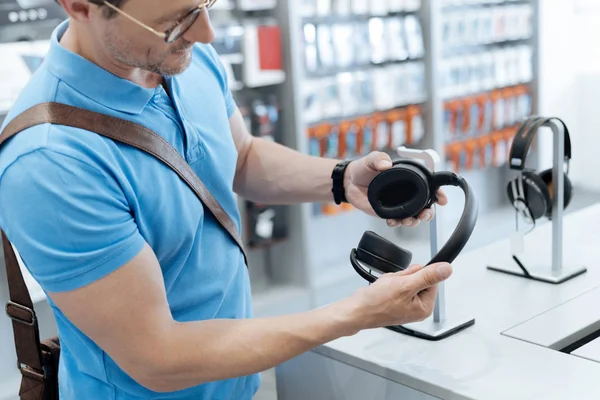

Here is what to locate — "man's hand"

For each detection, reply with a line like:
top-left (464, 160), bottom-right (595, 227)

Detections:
top-left (344, 151), bottom-right (448, 228)
top-left (340, 262), bottom-right (453, 333)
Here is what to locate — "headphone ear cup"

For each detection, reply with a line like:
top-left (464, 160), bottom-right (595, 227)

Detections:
top-left (538, 169), bottom-right (574, 213)
top-left (355, 231), bottom-right (412, 273)
top-left (521, 171), bottom-right (552, 220)
top-left (367, 160), bottom-right (433, 220)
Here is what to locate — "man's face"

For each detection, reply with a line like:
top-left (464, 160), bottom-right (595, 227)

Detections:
top-left (95, 0), bottom-right (215, 76)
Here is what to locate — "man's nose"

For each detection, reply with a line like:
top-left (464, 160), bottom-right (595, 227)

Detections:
top-left (182, 9), bottom-right (214, 44)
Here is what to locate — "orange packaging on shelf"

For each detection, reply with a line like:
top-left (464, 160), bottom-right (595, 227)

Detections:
top-left (490, 89), bottom-right (505, 131)
top-left (445, 143), bottom-right (461, 172)
top-left (449, 100), bottom-right (463, 138)
top-left (464, 139), bottom-right (479, 170)
top-left (373, 112), bottom-right (390, 151)
top-left (461, 97), bottom-right (475, 136)
top-left (478, 135), bottom-right (493, 168)
top-left (385, 109), bottom-right (406, 149)
top-left (307, 126), bottom-right (320, 157)
top-left (323, 123), bottom-right (343, 159)
top-left (476, 94), bottom-right (488, 134)
top-left (490, 131), bottom-right (508, 167)
top-left (313, 124), bottom-right (327, 157)
top-left (512, 85), bottom-right (526, 121)
top-left (339, 120), bottom-right (351, 159)
top-left (356, 117), bottom-right (369, 155)
top-left (443, 102), bottom-right (453, 142)
top-left (346, 120), bottom-right (361, 159)
top-left (307, 127), bottom-right (322, 162)
top-left (341, 202), bottom-right (355, 212)
top-left (406, 105), bottom-right (425, 145)
top-left (502, 87), bottom-right (517, 127)
top-left (387, 108), bottom-right (408, 150)
top-left (321, 202), bottom-right (340, 216)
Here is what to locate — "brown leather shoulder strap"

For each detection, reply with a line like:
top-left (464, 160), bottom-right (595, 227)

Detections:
top-left (0, 102), bottom-right (248, 265)
top-left (2, 231), bottom-right (44, 374)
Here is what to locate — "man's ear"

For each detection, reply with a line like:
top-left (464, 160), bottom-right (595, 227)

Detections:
top-left (56, 0), bottom-right (95, 22)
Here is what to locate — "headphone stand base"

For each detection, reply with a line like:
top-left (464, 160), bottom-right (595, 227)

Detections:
top-left (487, 264), bottom-right (587, 285)
top-left (386, 314), bottom-right (476, 341)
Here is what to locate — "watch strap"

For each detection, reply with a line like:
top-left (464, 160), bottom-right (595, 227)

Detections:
top-left (331, 160), bottom-right (352, 205)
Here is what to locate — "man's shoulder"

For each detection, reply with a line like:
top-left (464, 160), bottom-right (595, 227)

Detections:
top-left (0, 67), bottom-right (122, 178)
top-left (0, 107), bottom-right (117, 187)
top-left (0, 119), bottom-right (117, 186)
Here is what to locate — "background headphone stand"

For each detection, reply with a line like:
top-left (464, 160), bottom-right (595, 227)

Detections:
top-left (487, 119), bottom-right (587, 284)
top-left (386, 147), bottom-right (476, 341)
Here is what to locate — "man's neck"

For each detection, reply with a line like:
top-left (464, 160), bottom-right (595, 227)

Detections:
top-left (59, 24), bottom-right (163, 89)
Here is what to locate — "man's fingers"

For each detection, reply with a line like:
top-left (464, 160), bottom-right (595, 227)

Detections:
top-left (366, 151), bottom-right (393, 171)
top-left (436, 189), bottom-right (448, 206)
top-left (417, 208), bottom-right (434, 221)
top-left (397, 264), bottom-right (423, 276)
top-left (401, 218), bottom-right (419, 227)
top-left (404, 262), bottom-right (453, 292)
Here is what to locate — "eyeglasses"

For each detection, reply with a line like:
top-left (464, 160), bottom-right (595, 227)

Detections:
top-left (102, 0), bottom-right (218, 44)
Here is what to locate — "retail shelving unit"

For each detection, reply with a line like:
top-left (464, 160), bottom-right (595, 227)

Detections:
top-left (270, 0), bottom-right (540, 309)
top-left (435, 0), bottom-right (539, 231)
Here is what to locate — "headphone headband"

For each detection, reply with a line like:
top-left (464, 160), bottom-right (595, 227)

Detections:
top-left (351, 168), bottom-right (478, 283)
top-left (426, 173), bottom-right (478, 267)
top-left (508, 116), bottom-right (572, 171)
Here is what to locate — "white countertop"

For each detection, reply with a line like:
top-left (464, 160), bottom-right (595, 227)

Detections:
top-left (309, 203), bottom-right (600, 400)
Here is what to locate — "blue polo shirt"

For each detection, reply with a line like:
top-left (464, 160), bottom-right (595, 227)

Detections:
top-left (0, 21), bottom-right (259, 399)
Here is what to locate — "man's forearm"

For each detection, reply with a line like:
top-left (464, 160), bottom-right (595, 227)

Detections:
top-left (233, 137), bottom-right (340, 204)
top-left (138, 299), bottom-right (358, 392)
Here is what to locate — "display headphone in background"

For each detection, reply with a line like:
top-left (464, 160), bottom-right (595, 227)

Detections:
top-left (506, 116), bottom-right (573, 223)
top-left (350, 158), bottom-right (479, 283)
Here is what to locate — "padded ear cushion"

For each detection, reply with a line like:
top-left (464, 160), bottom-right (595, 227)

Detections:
top-left (368, 160), bottom-right (433, 220)
top-left (538, 168), bottom-right (573, 212)
top-left (521, 171), bottom-right (552, 220)
top-left (355, 231), bottom-right (412, 273)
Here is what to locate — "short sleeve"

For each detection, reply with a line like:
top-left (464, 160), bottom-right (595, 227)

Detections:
top-left (0, 148), bottom-right (146, 293)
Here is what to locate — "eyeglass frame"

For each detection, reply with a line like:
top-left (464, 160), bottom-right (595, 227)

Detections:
top-left (101, 0), bottom-right (218, 44)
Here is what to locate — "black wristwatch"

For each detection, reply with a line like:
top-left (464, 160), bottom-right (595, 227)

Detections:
top-left (331, 160), bottom-right (352, 205)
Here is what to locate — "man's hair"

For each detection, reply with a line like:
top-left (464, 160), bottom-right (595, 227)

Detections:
top-left (86, 0), bottom-right (129, 18)
top-left (55, 0), bottom-right (129, 18)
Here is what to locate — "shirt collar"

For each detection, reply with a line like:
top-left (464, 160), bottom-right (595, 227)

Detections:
top-left (45, 20), bottom-right (157, 115)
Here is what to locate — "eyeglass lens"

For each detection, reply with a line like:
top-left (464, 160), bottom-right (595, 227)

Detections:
top-left (166, 9), bottom-right (201, 43)
top-left (166, 0), bottom-right (218, 43)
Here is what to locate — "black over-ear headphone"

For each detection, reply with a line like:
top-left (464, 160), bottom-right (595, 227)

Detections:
top-left (350, 159), bottom-right (479, 283)
top-left (506, 116), bottom-right (573, 222)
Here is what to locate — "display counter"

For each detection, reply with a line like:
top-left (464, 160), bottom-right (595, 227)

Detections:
top-left (275, 203), bottom-right (600, 400)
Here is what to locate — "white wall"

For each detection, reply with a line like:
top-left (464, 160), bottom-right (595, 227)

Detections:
top-left (538, 0), bottom-right (600, 191)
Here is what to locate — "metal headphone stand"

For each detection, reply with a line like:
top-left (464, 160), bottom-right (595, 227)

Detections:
top-left (386, 147), bottom-right (475, 341)
top-left (487, 119), bottom-right (587, 284)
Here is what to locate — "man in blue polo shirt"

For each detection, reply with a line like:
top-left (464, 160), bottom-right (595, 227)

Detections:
top-left (0, 1), bottom-right (453, 399)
